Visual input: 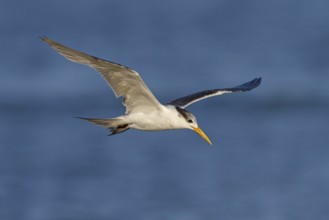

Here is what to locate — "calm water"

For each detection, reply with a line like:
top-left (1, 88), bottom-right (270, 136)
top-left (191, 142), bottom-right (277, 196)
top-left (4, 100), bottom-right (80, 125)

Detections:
top-left (1, 0), bottom-right (329, 219)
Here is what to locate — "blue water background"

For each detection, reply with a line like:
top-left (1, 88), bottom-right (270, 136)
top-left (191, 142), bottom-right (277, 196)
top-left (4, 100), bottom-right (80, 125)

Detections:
top-left (1, 0), bottom-right (329, 219)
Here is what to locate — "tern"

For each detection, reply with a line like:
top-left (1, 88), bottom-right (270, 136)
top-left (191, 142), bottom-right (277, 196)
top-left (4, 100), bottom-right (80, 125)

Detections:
top-left (41, 37), bottom-right (261, 145)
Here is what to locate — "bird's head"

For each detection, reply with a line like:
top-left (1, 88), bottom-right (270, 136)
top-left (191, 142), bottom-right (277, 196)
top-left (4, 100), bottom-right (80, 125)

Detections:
top-left (175, 107), bottom-right (212, 145)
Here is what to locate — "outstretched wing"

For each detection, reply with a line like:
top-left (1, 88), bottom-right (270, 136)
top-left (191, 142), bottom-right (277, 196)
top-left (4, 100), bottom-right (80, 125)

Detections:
top-left (41, 37), bottom-right (162, 114)
top-left (168, 78), bottom-right (262, 108)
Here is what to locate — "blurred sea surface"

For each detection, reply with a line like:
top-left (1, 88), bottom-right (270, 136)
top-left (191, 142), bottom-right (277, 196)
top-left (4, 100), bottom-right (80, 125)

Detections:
top-left (1, 0), bottom-right (329, 219)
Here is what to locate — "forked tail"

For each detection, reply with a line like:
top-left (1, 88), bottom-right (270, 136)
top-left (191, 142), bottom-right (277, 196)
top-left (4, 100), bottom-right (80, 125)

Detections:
top-left (76, 117), bottom-right (129, 135)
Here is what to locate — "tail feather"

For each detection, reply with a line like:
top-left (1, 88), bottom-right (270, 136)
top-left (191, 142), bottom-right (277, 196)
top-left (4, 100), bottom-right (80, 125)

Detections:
top-left (76, 117), bottom-right (129, 135)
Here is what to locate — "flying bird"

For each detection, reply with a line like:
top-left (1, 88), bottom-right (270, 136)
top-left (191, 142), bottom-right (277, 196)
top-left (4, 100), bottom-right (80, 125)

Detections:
top-left (41, 37), bottom-right (261, 145)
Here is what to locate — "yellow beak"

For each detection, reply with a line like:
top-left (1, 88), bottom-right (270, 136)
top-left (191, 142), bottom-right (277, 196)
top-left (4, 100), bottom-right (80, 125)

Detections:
top-left (191, 126), bottom-right (212, 145)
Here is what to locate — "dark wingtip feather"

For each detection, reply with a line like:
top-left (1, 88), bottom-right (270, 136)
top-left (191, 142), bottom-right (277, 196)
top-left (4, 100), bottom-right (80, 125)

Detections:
top-left (249, 77), bottom-right (262, 89)
top-left (39, 35), bottom-right (50, 43)
top-left (231, 77), bottom-right (262, 91)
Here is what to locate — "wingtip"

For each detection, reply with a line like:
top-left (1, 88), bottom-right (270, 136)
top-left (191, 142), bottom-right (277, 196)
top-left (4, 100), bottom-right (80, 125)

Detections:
top-left (74, 116), bottom-right (90, 121)
top-left (39, 36), bottom-right (54, 46)
top-left (256, 77), bottom-right (262, 86)
top-left (39, 35), bottom-right (48, 41)
top-left (250, 77), bottom-right (262, 88)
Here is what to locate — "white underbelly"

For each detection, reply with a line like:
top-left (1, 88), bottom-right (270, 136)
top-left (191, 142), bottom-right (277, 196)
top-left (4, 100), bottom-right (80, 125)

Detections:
top-left (126, 109), bottom-right (183, 131)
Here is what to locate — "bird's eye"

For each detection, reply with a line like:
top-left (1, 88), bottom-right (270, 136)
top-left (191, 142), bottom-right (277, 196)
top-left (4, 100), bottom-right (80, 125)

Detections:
top-left (188, 119), bottom-right (193, 123)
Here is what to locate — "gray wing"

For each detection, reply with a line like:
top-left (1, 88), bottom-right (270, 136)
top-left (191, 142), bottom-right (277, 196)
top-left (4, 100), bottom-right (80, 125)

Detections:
top-left (41, 37), bottom-right (162, 114)
top-left (168, 78), bottom-right (262, 108)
